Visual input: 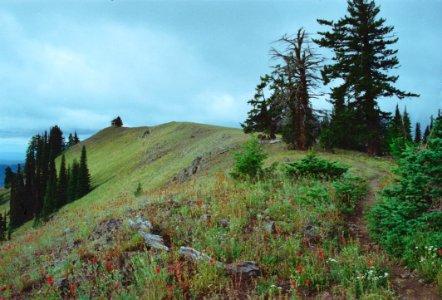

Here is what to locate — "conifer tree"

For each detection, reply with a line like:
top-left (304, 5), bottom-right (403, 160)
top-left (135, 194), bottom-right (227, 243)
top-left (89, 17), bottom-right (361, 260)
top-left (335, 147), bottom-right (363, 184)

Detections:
top-left (423, 125), bottom-right (431, 144)
top-left (402, 108), bottom-right (412, 141)
top-left (78, 146), bottom-right (91, 198)
top-left (42, 159), bottom-right (57, 220)
top-left (111, 117), bottom-right (123, 127)
top-left (0, 212), bottom-right (6, 241)
top-left (48, 126), bottom-right (64, 160)
top-left (414, 122), bottom-right (422, 144)
top-left (73, 131), bottom-right (80, 144)
top-left (9, 165), bottom-right (26, 228)
top-left (57, 154), bottom-right (68, 209)
top-left (3, 167), bottom-right (13, 189)
top-left (271, 28), bottom-right (322, 149)
top-left (315, 0), bottom-right (418, 155)
top-left (242, 75), bottom-right (281, 139)
top-left (67, 160), bottom-right (80, 202)
top-left (67, 133), bottom-right (74, 148)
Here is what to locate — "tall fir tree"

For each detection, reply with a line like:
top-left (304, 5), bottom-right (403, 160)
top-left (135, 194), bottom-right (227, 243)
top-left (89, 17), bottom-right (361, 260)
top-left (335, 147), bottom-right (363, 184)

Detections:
top-left (423, 125), bottom-right (431, 144)
top-left (315, 0), bottom-right (418, 155)
top-left (67, 159), bottom-right (80, 203)
top-left (73, 131), bottom-right (80, 144)
top-left (402, 108), bottom-right (412, 141)
top-left (57, 154), bottom-right (68, 209)
top-left (78, 146), bottom-right (91, 198)
top-left (0, 212), bottom-right (6, 241)
top-left (48, 125), bottom-right (64, 160)
top-left (42, 159), bottom-right (57, 220)
top-left (9, 165), bottom-right (26, 229)
top-left (241, 75), bottom-right (281, 139)
top-left (414, 122), bottom-right (422, 144)
top-left (3, 167), bottom-right (13, 189)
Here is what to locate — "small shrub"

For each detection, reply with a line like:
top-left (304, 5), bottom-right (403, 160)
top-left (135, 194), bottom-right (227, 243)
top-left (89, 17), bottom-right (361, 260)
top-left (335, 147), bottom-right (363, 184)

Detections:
top-left (333, 175), bottom-right (367, 214)
top-left (230, 137), bottom-right (268, 181)
top-left (134, 182), bottom-right (143, 197)
top-left (286, 153), bottom-right (348, 180)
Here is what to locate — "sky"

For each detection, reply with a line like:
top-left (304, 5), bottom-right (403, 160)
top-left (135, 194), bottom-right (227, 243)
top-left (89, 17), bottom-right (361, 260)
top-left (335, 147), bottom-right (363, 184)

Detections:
top-left (0, 0), bottom-right (441, 161)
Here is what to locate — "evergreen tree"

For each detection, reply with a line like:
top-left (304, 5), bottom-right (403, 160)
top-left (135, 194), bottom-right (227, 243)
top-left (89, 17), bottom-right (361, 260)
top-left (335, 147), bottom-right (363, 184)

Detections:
top-left (48, 125), bottom-right (64, 160)
top-left (414, 122), bottom-right (422, 144)
top-left (388, 105), bottom-right (404, 140)
top-left (73, 131), bottom-right (80, 144)
top-left (423, 125), bottom-right (431, 144)
top-left (57, 154), bottom-right (68, 209)
top-left (271, 28), bottom-right (322, 149)
top-left (3, 167), bottom-right (13, 189)
top-left (241, 75), bottom-right (281, 139)
top-left (9, 165), bottom-right (26, 228)
top-left (42, 159), bottom-right (57, 220)
top-left (315, 0), bottom-right (418, 155)
top-left (78, 146), bottom-right (91, 198)
top-left (0, 212), bottom-right (6, 241)
top-left (402, 108), bottom-right (412, 141)
top-left (67, 133), bottom-right (74, 148)
top-left (67, 159), bottom-right (80, 202)
top-left (111, 117), bottom-right (123, 127)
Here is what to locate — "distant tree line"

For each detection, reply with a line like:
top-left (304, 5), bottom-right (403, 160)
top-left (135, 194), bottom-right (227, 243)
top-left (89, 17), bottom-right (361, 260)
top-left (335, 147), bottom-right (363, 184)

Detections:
top-left (242, 0), bottom-right (427, 156)
top-left (0, 125), bottom-right (91, 239)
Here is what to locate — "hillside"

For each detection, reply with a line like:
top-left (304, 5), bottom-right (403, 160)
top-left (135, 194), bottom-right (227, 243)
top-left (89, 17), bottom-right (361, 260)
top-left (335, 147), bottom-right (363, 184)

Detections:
top-left (0, 122), bottom-right (439, 299)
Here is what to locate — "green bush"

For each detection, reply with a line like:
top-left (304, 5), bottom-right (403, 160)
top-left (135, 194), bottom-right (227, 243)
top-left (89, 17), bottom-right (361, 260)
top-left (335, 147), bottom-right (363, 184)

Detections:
top-left (333, 175), bottom-right (367, 214)
top-left (368, 117), bottom-right (442, 281)
top-left (286, 153), bottom-right (349, 180)
top-left (230, 137), bottom-right (268, 181)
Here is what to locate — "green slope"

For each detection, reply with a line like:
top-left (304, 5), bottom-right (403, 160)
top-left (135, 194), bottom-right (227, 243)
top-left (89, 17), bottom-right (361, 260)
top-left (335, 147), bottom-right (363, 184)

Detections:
top-left (0, 122), bottom-right (400, 299)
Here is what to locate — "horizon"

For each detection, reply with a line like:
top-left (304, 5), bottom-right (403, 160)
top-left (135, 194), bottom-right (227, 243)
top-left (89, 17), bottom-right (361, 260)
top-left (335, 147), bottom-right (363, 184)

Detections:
top-left (1, 0), bottom-right (441, 161)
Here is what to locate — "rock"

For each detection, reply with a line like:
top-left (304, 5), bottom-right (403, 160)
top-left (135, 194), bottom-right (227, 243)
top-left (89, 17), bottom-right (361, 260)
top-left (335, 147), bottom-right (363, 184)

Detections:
top-left (200, 214), bottom-right (211, 222)
top-left (129, 216), bottom-right (169, 251)
top-left (55, 277), bottom-right (68, 290)
top-left (218, 219), bottom-right (229, 228)
top-left (226, 261), bottom-right (261, 278)
top-left (179, 246), bottom-right (213, 262)
top-left (264, 221), bottom-right (276, 234)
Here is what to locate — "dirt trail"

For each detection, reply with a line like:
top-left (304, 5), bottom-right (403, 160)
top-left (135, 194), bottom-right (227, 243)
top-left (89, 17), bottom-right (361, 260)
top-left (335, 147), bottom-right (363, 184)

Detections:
top-left (348, 171), bottom-right (440, 300)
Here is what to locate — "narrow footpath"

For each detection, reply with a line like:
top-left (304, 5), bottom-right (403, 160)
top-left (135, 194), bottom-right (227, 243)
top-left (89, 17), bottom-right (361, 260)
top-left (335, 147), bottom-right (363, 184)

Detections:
top-left (348, 172), bottom-right (440, 300)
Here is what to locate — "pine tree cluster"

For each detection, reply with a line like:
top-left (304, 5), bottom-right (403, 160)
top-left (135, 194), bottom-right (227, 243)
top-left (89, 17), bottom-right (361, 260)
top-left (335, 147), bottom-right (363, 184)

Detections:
top-left (6, 125), bottom-right (91, 233)
top-left (243, 0), bottom-right (426, 156)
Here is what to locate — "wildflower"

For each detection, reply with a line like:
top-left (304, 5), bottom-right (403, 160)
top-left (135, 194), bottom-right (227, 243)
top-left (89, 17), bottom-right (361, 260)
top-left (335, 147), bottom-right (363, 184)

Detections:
top-left (438, 249), bottom-right (442, 256)
top-left (305, 279), bottom-right (311, 286)
top-left (106, 261), bottom-right (112, 273)
top-left (290, 280), bottom-right (297, 288)
top-left (166, 285), bottom-right (175, 291)
top-left (209, 258), bottom-right (215, 265)
top-left (226, 247), bottom-right (232, 252)
top-left (47, 275), bottom-right (54, 286)
top-left (367, 262), bottom-right (372, 268)
top-left (70, 284), bottom-right (76, 293)
top-left (297, 251), bottom-right (302, 257)
top-left (297, 265), bottom-right (303, 273)
top-left (317, 248), bottom-right (324, 260)
top-left (8, 283), bottom-right (12, 290)
top-left (156, 267), bottom-right (161, 274)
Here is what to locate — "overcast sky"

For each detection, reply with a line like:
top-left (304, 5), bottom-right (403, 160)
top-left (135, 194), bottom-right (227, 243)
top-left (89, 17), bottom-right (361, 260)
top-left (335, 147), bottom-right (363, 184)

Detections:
top-left (0, 0), bottom-right (441, 160)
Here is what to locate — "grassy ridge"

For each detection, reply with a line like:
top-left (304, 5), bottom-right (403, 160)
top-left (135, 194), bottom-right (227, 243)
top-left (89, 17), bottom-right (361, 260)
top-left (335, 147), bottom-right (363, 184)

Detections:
top-left (0, 122), bottom-right (398, 299)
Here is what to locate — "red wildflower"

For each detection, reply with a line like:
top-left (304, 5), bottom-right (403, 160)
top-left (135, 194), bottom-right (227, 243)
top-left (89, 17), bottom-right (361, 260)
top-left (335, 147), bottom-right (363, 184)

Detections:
top-left (297, 265), bottom-right (303, 273)
top-left (166, 285), bottom-right (175, 291)
top-left (69, 284), bottom-right (76, 294)
top-left (317, 248), bottom-right (324, 260)
top-left (290, 280), bottom-right (297, 288)
top-left (209, 258), bottom-right (215, 265)
top-left (226, 247), bottom-right (231, 252)
top-left (367, 262), bottom-right (372, 268)
top-left (156, 267), bottom-right (161, 274)
top-left (47, 275), bottom-right (54, 286)
top-left (305, 279), bottom-right (311, 286)
top-left (297, 251), bottom-right (302, 257)
top-left (106, 261), bottom-right (112, 273)
top-left (7, 283), bottom-right (12, 290)
top-left (438, 249), bottom-right (442, 256)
